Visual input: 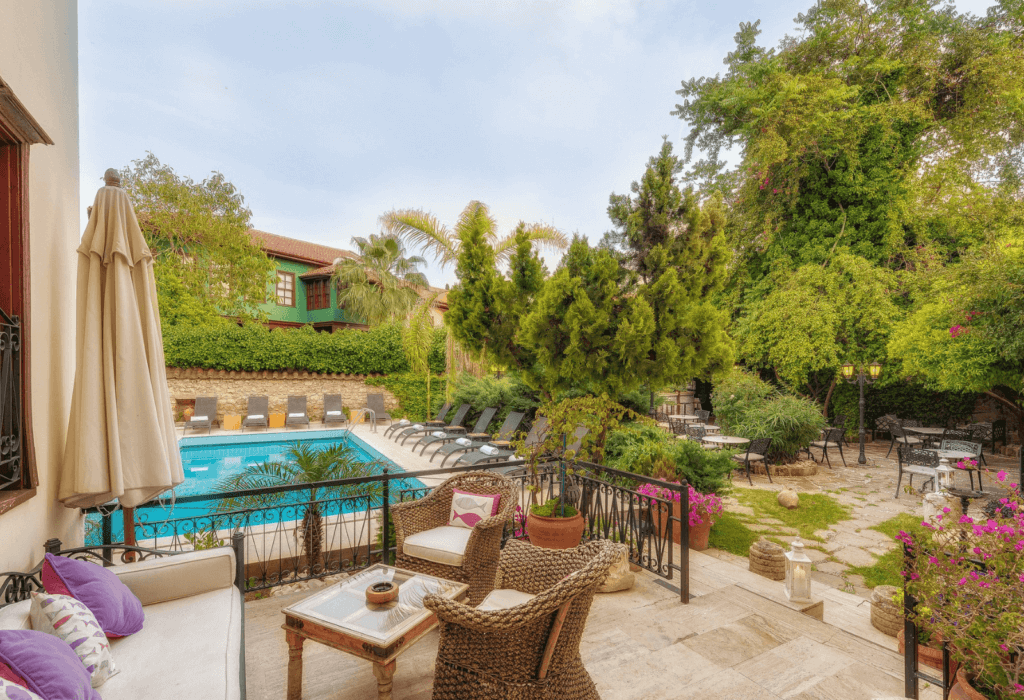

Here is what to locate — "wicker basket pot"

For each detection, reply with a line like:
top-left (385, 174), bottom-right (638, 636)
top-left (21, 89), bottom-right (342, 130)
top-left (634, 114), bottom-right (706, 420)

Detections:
top-left (869, 585), bottom-right (902, 637)
top-left (748, 539), bottom-right (786, 580)
top-left (526, 512), bottom-right (585, 549)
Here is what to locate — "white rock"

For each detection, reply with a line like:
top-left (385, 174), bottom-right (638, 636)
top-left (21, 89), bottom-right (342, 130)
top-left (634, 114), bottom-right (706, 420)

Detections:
top-left (777, 488), bottom-right (799, 510)
top-left (597, 546), bottom-right (635, 593)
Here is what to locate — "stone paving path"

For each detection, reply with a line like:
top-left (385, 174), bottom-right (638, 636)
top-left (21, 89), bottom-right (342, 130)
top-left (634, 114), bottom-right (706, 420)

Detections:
top-left (716, 439), bottom-right (1020, 598)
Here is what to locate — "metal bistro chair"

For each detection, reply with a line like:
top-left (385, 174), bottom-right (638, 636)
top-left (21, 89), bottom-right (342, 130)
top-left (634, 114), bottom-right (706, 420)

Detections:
top-left (668, 415), bottom-right (688, 439)
top-left (940, 439), bottom-right (985, 490)
top-left (686, 424), bottom-right (717, 450)
top-left (731, 437), bottom-right (773, 486)
top-left (807, 427), bottom-right (847, 468)
top-left (876, 414), bottom-right (900, 457)
top-left (695, 409), bottom-right (711, 423)
top-left (967, 420), bottom-right (1006, 461)
top-left (888, 423), bottom-right (924, 456)
top-left (895, 444), bottom-right (939, 498)
top-left (241, 396), bottom-right (269, 431)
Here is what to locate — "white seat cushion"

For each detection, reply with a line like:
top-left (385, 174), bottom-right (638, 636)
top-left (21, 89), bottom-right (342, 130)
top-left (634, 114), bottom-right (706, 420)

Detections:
top-left (476, 589), bottom-right (536, 612)
top-left (101, 586), bottom-right (241, 700)
top-left (0, 599), bottom-right (30, 630)
top-left (246, 414), bottom-right (264, 420)
top-left (288, 413), bottom-right (305, 418)
top-left (403, 526), bottom-right (472, 567)
top-left (325, 411), bottom-right (342, 416)
top-left (190, 415), bottom-right (208, 422)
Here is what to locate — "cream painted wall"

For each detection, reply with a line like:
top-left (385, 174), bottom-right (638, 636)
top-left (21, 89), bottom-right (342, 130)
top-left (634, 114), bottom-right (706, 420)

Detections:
top-left (0, 0), bottom-right (83, 572)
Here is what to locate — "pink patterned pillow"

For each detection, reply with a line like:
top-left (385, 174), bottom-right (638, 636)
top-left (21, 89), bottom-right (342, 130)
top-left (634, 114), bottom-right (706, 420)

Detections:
top-left (449, 489), bottom-right (501, 529)
top-left (0, 678), bottom-right (43, 700)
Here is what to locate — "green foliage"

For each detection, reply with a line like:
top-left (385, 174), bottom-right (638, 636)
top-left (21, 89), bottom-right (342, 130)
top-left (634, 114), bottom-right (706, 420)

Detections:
top-left (829, 381), bottom-right (977, 431)
top-left (732, 488), bottom-right (851, 542)
top-left (365, 373), bottom-right (447, 423)
top-left (155, 270), bottom-right (226, 329)
top-left (332, 232), bottom-right (429, 326)
top-left (707, 512), bottom-right (760, 557)
top-left (449, 374), bottom-right (541, 434)
top-left (532, 395), bottom-right (651, 467)
top-left (712, 369), bottom-right (826, 460)
top-left (121, 153), bottom-right (275, 322)
top-left (529, 497), bottom-right (579, 519)
top-left (603, 423), bottom-right (734, 495)
top-left (163, 322), bottom-right (446, 375)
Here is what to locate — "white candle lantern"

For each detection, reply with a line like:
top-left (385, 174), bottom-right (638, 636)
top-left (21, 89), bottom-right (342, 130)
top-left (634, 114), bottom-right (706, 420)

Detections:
top-left (936, 458), bottom-right (955, 492)
top-left (784, 539), bottom-right (813, 603)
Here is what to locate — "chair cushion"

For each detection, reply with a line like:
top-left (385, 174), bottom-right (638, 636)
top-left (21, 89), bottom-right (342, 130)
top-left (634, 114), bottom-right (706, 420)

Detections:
top-left (0, 602), bottom-right (29, 632)
top-left (731, 453), bottom-right (765, 463)
top-left (245, 414), bottom-right (264, 420)
top-left (325, 411), bottom-right (342, 416)
top-left (809, 441), bottom-right (839, 448)
top-left (449, 490), bottom-right (501, 529)
top-left (403, 526), bottom-right (472, 567)
top-left (41, 555), bottom-right (144, 638)
top-left (287, 413), bottom-right (305, 418)
top-left (190, 416), bottom-right (208, 422)
top-left (476, 589), bottom-right (536, 612)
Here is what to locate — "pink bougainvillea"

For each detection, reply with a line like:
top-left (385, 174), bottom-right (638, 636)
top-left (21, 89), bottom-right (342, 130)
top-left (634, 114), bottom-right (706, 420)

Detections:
top-left (637, 482), bottom-right (723, 527)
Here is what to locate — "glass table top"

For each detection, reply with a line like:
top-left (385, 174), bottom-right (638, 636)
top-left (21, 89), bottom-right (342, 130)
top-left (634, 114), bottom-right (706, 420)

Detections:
top-left (282, 565), bottom-right (466, 645)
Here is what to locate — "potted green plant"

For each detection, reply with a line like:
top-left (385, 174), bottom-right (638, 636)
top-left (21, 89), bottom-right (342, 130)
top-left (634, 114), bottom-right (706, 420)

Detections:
top-left (902, 471), bottom-right (1023, 699)
top-left (526, 496), bottom-right (585, 549)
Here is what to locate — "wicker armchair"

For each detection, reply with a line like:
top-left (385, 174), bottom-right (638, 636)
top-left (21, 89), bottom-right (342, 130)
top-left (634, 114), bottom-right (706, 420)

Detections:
top-left (425, 540), bottom-right (620, 700)
top-left (390, 472), bottom-right (517, 605)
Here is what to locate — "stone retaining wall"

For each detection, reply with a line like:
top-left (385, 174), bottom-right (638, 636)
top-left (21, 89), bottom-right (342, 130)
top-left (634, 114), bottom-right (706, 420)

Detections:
top-left (165, 367), bottom-right (399, 423)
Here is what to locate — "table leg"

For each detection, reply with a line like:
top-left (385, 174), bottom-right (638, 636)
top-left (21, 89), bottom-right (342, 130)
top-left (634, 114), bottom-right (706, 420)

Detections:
top-left (372, 660), bottom-right (397, 700)
top-left (286, 630), bottom-right (305, 700)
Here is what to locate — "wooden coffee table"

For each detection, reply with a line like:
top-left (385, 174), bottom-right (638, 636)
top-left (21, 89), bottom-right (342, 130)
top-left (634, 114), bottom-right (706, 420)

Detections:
top-left (281, 565), bottom-right (468, 700)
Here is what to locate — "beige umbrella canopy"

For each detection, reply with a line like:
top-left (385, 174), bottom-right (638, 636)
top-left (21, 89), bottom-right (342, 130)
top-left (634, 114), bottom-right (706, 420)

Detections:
top-left (59, 169), bottom-right (183, 509)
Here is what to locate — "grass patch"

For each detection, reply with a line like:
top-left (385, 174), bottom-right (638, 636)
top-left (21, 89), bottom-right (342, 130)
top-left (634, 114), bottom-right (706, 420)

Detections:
top-left (846, 513), bottom-right (929, 588)
top-left (732, 488), bottom-right (852, 541)
top-left (708, 512), bottom-right (760, 556)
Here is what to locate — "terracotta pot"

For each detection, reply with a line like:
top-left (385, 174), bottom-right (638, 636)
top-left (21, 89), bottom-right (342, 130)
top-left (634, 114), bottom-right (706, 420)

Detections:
top-left (689, 521), bottom-right (711, 551)
top-left (897, 630), bottom-right (959, 679)
top-left (655, 501), bottom-right (712, 550)
top-left (949, 668), bottom-right (988, 700)
top-left (526, 512), bottom-right (585, 549)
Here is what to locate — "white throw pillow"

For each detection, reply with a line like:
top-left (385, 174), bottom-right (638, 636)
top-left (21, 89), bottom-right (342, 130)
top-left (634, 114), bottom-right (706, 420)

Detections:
top-left (0, 679), bottom-right (43, 700)
top-left (29, 592), bottom-right (118, 687)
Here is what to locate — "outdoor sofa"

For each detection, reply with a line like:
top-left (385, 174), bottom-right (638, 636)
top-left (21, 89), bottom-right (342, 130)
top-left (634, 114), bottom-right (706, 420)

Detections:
top-left (0, 542), bottom-right (246, 700)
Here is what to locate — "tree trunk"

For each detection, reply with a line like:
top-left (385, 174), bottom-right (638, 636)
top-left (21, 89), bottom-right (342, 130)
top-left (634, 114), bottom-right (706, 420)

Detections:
top-left (984, 388), bottom-right (1024, 428)
top-left (301, 504), bottom-right (324, 576)
top-left (821, 378), bottom-right (838, 419)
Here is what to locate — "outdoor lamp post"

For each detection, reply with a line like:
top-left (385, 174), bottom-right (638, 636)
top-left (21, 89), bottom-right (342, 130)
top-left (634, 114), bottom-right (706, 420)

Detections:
top-left (840, 361), bottom-right (882, 465)
top-left (784, 540), bottom-right (813, 603)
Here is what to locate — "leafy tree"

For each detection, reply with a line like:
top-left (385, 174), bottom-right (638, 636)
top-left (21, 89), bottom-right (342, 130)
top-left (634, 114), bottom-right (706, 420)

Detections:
top-left (120, 153), bottom-right (275, 322)
top-left (214, 442), bottom-right (386, 573)
top-left (738, 253), bottom-right (902, 413)
top-left (382, 201), bottom-right (568, 270)
top-left (332, 230), bottom-right (429, 326)
top-left (402, 293), bottom-right (440, 417)
top-left (154, 270), bottom-right (226, 329)
top-left (604, 139), bottom-right (735, 406)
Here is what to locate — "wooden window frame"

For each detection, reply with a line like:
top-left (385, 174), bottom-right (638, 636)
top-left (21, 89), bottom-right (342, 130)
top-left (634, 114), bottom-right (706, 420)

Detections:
top-left (306, 278), bottom-right (330, 311)
top-left (0, 76), bottom-right (53, 514)
top-left (276, 271), bottom-right (296, 307)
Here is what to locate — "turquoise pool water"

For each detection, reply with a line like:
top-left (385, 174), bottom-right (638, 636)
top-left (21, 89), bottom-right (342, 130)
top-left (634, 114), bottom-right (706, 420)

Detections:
top-left (86, 430), bottom-right (423, 544)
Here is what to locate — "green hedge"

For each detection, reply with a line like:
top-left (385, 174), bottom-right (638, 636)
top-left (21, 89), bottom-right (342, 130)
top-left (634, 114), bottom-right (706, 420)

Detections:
top-left (603, 423), bottom-right (734, 495)
top-left (365, 373), bottom-right (447, 423)
top-left (163, 323), bottom-right (446, 375)
top-left (829, 381), bottom-right (978, 431)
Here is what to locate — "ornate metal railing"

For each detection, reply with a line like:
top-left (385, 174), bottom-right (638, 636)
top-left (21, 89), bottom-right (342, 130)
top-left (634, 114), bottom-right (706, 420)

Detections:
top-left (0, 307), bottom-right (23, 492)
top-left (80, 460), bottom-right (690, 601)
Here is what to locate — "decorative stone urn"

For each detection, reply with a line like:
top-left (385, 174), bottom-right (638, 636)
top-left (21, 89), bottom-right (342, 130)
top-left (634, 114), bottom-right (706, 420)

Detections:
top-left (869, 585), bottom-right (902, 637)
top-left (748, 538), bottom-right (786, 580)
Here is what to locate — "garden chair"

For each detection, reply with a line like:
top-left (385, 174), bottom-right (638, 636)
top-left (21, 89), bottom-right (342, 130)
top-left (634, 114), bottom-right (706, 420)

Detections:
top-left (390, 471), bottom-right (517, 605)
top-left (399, 404), bottom-right (470, 446)
top-left (385, 401), bottom-right (451, 439)
top-left (887, 424), bottom-right (923, 459)
top-left (285, 395), bottom-right (310, 428)
top-left (322, 394), bottom-right (347, 426)
top-left (940, 439), bottom-right (985, 490)
top-left (421, 407), bottom-right (498, 457)
top-left (685, 424), bottom-right (717, 449)
top-left (365, 393), bottom-right (392, 424)
top-left (695, 409), bottom-right (711, 423)
top-left (807, 427), bottom-right (847, 468)
top-left (241, 396), bottom-right (269, 431)
top-left (425, 539), bottom-right (619, 700)
top-left (876, 414), bottom-right (900, 455)
top-left (895, 444), bottom-right (939, 498)
top-left (831, 413), bottom-right (848, 444)
top-left (731, 437), bottom-right (773, 486)
top-left (967, 420), bottom-right (1005, 458)
top-left (182, 396), bottom-right (217, 435)
top-left (436, 411), bottom-right (525, 467)
top-left (668, 415), bottom-right (687, 438)
top-left (456, 417), bottom-right (549, 468)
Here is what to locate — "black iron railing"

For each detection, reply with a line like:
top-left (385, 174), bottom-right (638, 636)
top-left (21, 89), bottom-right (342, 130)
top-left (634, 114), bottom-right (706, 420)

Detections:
top-left (81, 460), bottom-right (690, 601)
top-left (0, 307), bottom-right (23, 492)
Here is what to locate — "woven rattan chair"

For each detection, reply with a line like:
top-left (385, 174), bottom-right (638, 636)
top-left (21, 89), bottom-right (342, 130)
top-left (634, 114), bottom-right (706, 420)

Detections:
top-left (940, 439), bottom-right (984, 490)
top-left (183, 396), bottom-right (217, 435)
top-left (391, 472), bottom-right (517, 605)
top-left (425, 539), bottom-right (620, 700)
top-left (241, 396), bottom-right (269, 431)
top-left (285, 395), bottom-right (309, 428)
top-left (322, 394), bottom-right (347, 426)
top-left (807, 427), bottom-right (847, 468)
top-left (731, 437), bottom-right (773, 485)
top-left (895, 444), bottom-right (939, 498)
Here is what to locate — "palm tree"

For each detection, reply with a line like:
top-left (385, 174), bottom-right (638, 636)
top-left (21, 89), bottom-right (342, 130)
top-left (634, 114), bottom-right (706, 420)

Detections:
top-left (331, 232), bottom-right (430, 326)
top-left (215, 442), bottom-right (385, 575)
top-left (382, 200), bottom-right (568, 269)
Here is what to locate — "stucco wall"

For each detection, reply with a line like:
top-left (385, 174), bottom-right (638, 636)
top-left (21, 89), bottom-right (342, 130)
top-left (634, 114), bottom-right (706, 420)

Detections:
top-left (0, 0), bottom-right (83, 571)
top-left (166, 368), bottom-right (401, 422)
top-left (260, 258), bottom-right (310, 323)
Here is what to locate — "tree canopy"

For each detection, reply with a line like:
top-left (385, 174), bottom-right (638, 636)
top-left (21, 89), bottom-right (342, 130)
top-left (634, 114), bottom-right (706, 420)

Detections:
top-left (332, 231), bottom-right (429, 326)
top-left (121, 153), bottom-right (274, 324)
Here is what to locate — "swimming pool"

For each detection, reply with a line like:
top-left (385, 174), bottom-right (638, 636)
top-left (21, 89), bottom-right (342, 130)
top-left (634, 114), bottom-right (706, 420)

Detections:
top-left (86, 430), bottom-right (424, 544)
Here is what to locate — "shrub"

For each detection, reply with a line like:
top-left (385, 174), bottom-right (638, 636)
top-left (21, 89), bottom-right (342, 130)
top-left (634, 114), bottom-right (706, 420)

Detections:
top-left (163, 322), bottom-right (446, 376)
top-left (713, 369), bottom-right (826, 461)
top-left (829, 380), bottom-right (977, 431)
top-left (365, 373), bottom-right (447, 422)
top-left (604, 424), bottom-right (734, 495)
top-left (450, 374), bottom-right (541, 434)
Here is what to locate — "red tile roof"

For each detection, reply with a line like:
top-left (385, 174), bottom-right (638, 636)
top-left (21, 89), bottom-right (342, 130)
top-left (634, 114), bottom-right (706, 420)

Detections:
top-left (299, 265), bottom-right (336, 279)
top-left (248, 229), bottom-right (358, 266)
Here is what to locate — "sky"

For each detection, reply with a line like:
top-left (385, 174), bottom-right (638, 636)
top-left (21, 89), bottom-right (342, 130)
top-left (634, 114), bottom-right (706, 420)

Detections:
top-left (79, 0), bottom-right (994, 288)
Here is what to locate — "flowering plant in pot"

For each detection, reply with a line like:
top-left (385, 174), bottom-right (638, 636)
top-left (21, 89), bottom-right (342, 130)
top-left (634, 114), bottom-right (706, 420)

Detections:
top-left (901, 471), bottom-right (1024, 698)
top-left (637, 480), bottom-right (723, 550)
top-left (527, 496), bottom-right (584, 549)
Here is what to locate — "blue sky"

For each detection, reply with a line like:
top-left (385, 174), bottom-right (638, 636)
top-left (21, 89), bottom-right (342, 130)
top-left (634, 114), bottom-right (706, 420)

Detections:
top-left (79, 0), bottom-right (992, 287)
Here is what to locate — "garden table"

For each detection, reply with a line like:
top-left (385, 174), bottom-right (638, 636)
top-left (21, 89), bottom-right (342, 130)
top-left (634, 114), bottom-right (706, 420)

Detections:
top-left (696, 423), bottom-right (721, 434)
top-left (282, 564), bottom-right (468, 700)
top-left (702, 435), bottom-right (749, 448)
top-left (902, 426), bottom-right (946, 438)
top-left (927, 449), bottom-right (976, 462)
top-left (669, 414), bottom-right (701, 423)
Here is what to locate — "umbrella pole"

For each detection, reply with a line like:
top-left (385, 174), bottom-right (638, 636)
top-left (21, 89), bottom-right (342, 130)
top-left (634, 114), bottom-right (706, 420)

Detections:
top-left (123, 508), bottom-right (137, 562)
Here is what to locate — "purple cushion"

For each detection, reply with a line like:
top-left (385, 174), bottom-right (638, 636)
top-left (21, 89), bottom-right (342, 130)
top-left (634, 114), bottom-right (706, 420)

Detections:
top-left (0, 630), bottom-right (101, 700)
top-left (42, 554), bottom-right (144, 637)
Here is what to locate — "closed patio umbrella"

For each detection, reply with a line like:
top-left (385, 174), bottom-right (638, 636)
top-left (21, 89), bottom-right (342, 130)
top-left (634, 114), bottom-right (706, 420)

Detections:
top-left (59, 169), bottom-right (183, 510)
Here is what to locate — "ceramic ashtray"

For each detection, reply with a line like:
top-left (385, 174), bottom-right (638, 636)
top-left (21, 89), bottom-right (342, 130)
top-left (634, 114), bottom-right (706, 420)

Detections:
top-left (365, 581), bottom-right (399, 604)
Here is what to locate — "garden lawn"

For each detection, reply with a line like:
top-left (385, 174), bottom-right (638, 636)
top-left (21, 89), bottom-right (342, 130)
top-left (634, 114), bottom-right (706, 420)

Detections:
top-left (708, 512), bottom-right (760, 556)
top-left (846, 513), bottom-right (929, 589)
top-left (731, 488), bottom-right (852, 542)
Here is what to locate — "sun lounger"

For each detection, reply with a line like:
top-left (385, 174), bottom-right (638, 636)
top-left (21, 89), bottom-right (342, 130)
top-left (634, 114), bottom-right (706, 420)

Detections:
top-left (285, 395), bottom-right (310, 428)
top-left (436, 411), bottom-right (525, 468)
top-left (456, 417), bottom-right (549, 467)
top-left (322, 394), bottom-right (347, 426)
top-left (423, 407), bottom-right (498, 458)
top-left (183, 396), bottom-right (217, 435)
top-left (385, 402), bottom-right (451, 438)
top-left (399, 403), bottom-right (470, 446)
top-left (241, 396), bottom-right (269, 431)
top-left (365, 393), bottom-right (392, 424)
